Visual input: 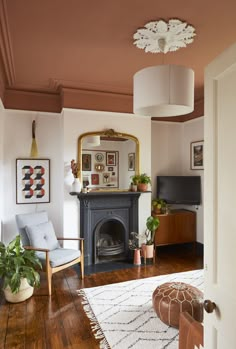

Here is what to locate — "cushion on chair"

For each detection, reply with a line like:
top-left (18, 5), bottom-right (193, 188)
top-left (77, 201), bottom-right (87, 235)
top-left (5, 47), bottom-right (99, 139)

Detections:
top-left (25, 220), bottom-right (60, 251)
top-left (16, 211), bottom-right (49, 246)
top-left (36, 248), bottom-right (81, 267)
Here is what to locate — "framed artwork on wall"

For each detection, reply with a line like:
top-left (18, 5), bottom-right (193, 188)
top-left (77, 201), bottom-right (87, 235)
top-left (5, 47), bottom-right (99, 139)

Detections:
top-left (190, 140), bottom-right (204, 170)
top-left (128, 153), bottom-right (135, 171)
top-left (106, 152), bottom-right (116, 166)
top-left (16, 158), bottom-right (50, 204)
top-left (82, 154), bottom-right (91, 171)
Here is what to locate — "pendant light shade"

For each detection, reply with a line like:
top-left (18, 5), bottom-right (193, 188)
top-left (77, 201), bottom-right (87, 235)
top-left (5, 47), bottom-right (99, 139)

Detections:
top-left (133, 65), bottom-right (194, 117)
top-left (85, 135), bottom-right (100, 147)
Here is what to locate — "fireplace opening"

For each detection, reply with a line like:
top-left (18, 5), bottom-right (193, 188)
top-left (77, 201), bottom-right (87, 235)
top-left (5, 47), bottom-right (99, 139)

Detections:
top-left (95, 219), bottom-right (127, 264)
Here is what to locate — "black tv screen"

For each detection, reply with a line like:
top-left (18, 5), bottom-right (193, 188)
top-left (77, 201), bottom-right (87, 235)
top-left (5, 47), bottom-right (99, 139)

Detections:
top-left (157, 176), bottom-right (201, 205)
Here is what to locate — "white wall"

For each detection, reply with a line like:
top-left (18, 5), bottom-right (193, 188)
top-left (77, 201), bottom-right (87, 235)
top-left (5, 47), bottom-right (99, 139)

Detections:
top-left (0, 100), bottom-right (4, 241)
top-left (63, 109), bottom-right (152, 245)
top-left (2, 109), bottom-right (63, 244)
top-left (151, 117), bottom-right (204, 243)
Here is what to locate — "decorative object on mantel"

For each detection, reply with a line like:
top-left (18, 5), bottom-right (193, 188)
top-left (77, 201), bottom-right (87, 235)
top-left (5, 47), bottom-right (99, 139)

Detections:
top-left (133, 19), bottom-right (196, 117)
top-left (30, 120), bottom-right (38, 158)
top-left (70, 159), bottom-right (82, 193)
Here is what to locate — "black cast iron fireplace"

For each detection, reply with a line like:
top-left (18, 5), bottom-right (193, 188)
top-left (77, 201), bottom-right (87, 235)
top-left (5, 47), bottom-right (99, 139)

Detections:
top-left (77, 191), bottom-right (140, 265)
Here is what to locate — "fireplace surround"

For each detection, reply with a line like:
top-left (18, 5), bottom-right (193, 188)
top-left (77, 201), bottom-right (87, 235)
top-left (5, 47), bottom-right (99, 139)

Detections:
top-left (76, 191), bottom-right (141, 265)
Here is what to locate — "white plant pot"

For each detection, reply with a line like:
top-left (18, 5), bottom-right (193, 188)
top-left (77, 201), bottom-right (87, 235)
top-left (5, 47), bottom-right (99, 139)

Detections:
top-left (71, 177), bottom-right (82, 193)
top-left (4, 278), bottom-right (34, 303)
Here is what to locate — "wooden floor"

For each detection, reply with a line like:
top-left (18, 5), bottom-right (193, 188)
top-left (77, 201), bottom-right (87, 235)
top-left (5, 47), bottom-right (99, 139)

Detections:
top-left (0, 245), bottom-right (203, 349)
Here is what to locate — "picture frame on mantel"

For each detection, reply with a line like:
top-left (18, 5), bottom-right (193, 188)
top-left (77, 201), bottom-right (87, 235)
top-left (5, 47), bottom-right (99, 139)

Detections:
top-left (190, 140), bottom-right (204, 170)
top-left (16, 158), bottom-right (50, 204)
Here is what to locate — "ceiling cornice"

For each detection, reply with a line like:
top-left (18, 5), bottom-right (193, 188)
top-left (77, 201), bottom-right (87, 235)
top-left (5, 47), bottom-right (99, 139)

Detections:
top-left (3, 86), bottom-right (204, 121)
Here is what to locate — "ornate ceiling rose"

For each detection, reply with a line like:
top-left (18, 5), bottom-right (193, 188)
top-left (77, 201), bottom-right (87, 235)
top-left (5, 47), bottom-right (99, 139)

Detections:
top-left (133, 19), bottom-right (196, 54)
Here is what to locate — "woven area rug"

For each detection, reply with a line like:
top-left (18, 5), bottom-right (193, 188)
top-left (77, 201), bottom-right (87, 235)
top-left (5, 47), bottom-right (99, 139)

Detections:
top-left (78, 269), bottom-right (204, 349)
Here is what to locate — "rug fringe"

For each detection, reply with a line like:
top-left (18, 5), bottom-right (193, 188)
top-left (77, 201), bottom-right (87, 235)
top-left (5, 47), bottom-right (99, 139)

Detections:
top-left (78, 289), bottom-right (111, 349)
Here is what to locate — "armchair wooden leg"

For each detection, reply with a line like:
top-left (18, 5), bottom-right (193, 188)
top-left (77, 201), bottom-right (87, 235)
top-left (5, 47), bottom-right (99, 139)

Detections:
top-left (46, 251), bottom-right (52, 295)
top-left (80, 240), bottom-right (84, 279)
top-left (80, 257), bottom-right (84, 279)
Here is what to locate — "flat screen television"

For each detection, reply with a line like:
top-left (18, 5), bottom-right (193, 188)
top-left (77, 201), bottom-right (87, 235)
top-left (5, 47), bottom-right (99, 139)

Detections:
top-left (157, 176), bottom-right (201, 205)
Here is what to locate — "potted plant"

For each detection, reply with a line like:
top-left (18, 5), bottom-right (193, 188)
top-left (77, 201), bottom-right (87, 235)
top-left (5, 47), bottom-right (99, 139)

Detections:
top-left (130, 174), bottom-right (139, 192)
top-left (130, 173), bottom-right (151, 192)
top-left (142, 216), bottom-right (160, 259)
top-left (0, 235), bottom-right (42, 303)
top-left (152, 198), bottom-right (167, 214)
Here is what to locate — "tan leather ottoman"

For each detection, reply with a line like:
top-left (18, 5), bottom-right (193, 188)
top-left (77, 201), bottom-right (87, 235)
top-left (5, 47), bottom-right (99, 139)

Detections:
top-left (152, 282), bottom-right (203, 328)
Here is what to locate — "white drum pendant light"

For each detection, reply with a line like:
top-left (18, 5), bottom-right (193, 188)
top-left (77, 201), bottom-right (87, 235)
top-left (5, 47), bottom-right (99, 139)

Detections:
top-left (133, 19), bottom-right (196, 117)
top-left (85, 135), bottom-right (100, 147)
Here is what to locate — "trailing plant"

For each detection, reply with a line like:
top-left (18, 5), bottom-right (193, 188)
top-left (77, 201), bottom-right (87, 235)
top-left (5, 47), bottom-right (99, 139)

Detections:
top-left (152, 198), bottom-right (166, 211)
top-left (145, 216), bottom-right (160, 245)
top-left (0, 235), bottom-right (42, 294)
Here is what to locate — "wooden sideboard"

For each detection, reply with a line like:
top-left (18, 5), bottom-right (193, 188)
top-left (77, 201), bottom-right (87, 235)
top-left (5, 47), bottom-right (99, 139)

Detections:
top-left (152, 209), bottom-right (196, 247)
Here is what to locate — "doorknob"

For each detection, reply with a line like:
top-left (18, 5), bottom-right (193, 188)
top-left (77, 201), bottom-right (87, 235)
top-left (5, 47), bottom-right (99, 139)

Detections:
top-left (204, 299), bottom-right (216, 313)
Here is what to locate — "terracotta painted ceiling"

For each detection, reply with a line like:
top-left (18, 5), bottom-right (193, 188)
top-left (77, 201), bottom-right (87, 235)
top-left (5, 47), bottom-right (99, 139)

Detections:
top-left (1, 0), bottom-right (236, 121)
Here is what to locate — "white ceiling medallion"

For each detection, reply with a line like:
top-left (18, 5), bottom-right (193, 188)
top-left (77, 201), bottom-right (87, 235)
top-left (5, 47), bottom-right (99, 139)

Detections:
top-left (133, 19), bottom-right (196, 54)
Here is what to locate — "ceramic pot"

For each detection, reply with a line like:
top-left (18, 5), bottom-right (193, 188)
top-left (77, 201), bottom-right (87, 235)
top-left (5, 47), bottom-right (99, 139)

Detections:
top-left (142, 244), bottom-right (154, 258)
top-left (130, 184), bottom-right (137, 192)
top-left (71, 178), bottom-right (82, 193)
top-left (4, 278), bottom-right (34, 303)
top-left (137, 183), bottom-right (148, 192)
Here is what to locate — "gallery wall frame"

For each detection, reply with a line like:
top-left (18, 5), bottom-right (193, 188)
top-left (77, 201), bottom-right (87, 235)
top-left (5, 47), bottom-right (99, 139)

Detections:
top-left (82, 153), bottom-right (92, 171)
top-left (106, 152), bottom-right (116, 166)
top-left (16, 158), bottom-right (50, 204)
top-left (190, 140), bottom-right (204, 170)
top-left (128, 153), bottom-right (135, 171)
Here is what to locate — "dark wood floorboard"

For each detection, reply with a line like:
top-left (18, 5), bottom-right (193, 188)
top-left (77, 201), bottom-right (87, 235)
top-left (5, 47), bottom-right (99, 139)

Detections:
top-left (0, 245), bottom-right (203, 349)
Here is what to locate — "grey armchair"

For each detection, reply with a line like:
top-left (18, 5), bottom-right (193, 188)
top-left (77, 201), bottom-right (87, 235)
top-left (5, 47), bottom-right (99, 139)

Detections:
top-left (15, 211), bottom-right (84, 295)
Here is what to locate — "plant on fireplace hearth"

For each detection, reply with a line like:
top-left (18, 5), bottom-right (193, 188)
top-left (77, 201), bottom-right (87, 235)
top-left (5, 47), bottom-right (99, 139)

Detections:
top-left (145, 216), bottom-right (160, 245)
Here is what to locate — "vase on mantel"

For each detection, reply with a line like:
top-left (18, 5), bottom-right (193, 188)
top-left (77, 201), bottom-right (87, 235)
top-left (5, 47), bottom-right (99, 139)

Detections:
top-left (71, 178), bottom-right (82, 193)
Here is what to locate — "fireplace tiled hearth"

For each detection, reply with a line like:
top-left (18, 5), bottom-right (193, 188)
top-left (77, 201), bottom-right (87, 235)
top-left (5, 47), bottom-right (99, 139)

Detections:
top-left (76, 192), bottom-right (141, 265)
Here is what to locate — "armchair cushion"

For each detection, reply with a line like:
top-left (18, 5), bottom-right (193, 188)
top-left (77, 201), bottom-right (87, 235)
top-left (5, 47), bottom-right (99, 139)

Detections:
top-left (26, 220), bottom-right (60, 251)
top-left (16, 211), bottom-right (49, 246)
top-left (37, 248), bottom-right (81, 267)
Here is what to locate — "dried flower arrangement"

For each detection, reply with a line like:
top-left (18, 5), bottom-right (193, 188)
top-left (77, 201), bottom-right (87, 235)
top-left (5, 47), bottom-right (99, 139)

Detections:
top-left (71, 159), bottom-right (79, 178)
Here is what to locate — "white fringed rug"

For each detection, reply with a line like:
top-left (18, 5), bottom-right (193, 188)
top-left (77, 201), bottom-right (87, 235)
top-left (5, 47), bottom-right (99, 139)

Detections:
top-left (78, 269), bottom-right (204, 349)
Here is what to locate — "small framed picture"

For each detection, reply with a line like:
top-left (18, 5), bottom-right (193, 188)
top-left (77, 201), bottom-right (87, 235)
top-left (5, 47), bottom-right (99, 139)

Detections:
top-left (91, 173), bottom-right (99, 185)
top-left (16, 158), bottom-right (50, 204)
top-left (128, 153), bottom-right (135, 171)
top-left (191, 140), bottom-right (204, 170)
top-left (106, 152), bottom-right (116, 166)
top-left (108, 167), bottom-right (113, 171)
top-left (82, 154), bottom-right (91, 171)
top-left (103, 172), bottom-right (110, 183)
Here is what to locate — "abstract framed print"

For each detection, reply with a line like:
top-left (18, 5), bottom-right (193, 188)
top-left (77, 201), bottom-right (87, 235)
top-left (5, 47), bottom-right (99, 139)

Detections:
top-left (16, 158), bottom-right (50, 204)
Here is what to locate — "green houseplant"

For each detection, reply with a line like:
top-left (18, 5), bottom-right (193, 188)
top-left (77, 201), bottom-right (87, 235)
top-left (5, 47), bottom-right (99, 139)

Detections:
top-left (145, 216), bottom-right (160, 245)
top-left (130, 173), bottom-right (151, 192)
top-left (142, 216), bottom-right (160, 260)
top-left (0, 235), bottom-right (42, 303)
top-left (152, 198), bottom-right (167, 214)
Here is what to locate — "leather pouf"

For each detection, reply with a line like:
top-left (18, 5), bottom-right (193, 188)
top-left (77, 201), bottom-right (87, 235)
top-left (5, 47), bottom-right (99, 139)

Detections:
top-left (152, 282), bottom-right (203, 328)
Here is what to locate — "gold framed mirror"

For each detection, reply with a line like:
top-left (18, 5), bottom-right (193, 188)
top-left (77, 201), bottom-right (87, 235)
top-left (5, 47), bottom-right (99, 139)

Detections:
top-left (77, 129), bottom-right (140, 191)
